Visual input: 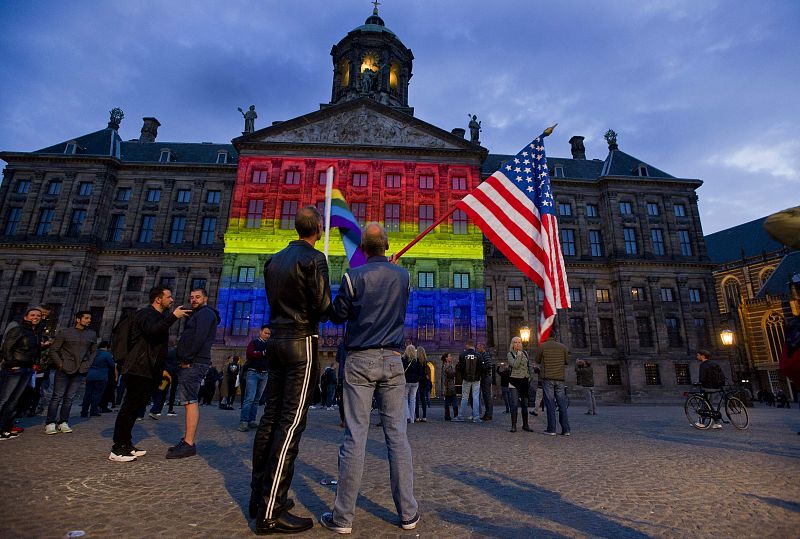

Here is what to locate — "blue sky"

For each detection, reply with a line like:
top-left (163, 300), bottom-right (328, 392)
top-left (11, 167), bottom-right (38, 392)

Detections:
top-left (1, 0), bottom-right (797, 233)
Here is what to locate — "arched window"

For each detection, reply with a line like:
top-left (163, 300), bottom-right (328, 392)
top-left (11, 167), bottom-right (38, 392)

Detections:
top-left (764, 311), bottom-right (785, 363)
top-left (759, 267), bottom-right (775, 291)
top-left (723, 278), bottom-right (741, 312)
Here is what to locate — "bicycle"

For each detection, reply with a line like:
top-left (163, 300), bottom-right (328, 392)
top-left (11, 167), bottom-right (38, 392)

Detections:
top-left (684, 385), bottom-right (749, 430)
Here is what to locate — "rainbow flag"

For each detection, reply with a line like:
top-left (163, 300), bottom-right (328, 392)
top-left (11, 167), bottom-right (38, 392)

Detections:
top-left (329, 189), bottom-right (366, 268)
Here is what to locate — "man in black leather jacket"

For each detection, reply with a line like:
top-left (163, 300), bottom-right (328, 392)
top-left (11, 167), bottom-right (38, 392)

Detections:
top-left (251, 206), bottom-right (332, 535)
top-left (0, 307), bottom-right (42, 439)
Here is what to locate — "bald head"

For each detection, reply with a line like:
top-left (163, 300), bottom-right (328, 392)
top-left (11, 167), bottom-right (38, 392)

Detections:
top-left (361, 222), bottom-right (389, 257)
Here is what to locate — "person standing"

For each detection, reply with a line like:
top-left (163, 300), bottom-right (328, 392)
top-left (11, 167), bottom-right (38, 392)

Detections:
top-left (81, 341), bottom-right (115, 418)
top-left (441, 353), bottom-right (458, 421)
top-left (496, 360), bottom-right (511, 414)
top-left (575, 359), bottom-right (596, 415)
top-left (45, 311), bottom-right (97, 435)
top-left (319, 222), bottom-right (419, 534)
top-left (507, 337), bottom-right (532, 433)
top-left (149, 346), bottom-right (179, 418)
top-left (168, 287), bottom-right (220, 459)
top-left (415, 347), bottom-right (430, 422)
top-left (401, 345), bottom-right (419, 424)
top-left (239, 324), bottom-right (271, 431)
top-left (477, 342), bottom-right (494, 421)
top-left (536, 334), bottom-right (570, 436)
top-left (250, 206), bottom-right (332, 534)
top-left (0, 307), bottom-right (42, 439)
top-left (454, 341), bottom-right (482, 423)
top-left (108, 287), bottom-right (190, 462)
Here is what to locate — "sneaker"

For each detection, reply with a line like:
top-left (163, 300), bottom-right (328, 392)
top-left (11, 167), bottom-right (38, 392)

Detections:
top-left (0, 431), bottom-right (13, 440)
top-left (44, 423), bottom-right (58, 435)
top-left (128, 445), bottom-right (147, 457)
top-left (561, 432), bottom-right (571, 436)
top-left (11, 426), bottom-right (24, 434)
top-left (543, 431), bottom-right (556, 436)
top-left (694, 422), bottom-right (706, 429)
top-left (108, 446), bottom-right (137, 462)
top-left (238, 422), bottom-right (249, 432)
top-left (148, 412), bottom-right (160, 420)
top-left (400, 513), bottom-right (420, 530)
top-left (166, 410), bottom-right (177, 416)
top-left (57, 422), bottom-right (73, 433)
top-left (248, 422), bottom-right (259, 429)
top-left (319, 512), bottom-right (352, 534)
top-left (473, 418), bottom-right (482, 423)
top-left (166, 439), bottom-right (197, 459)
top-left (452, 417), bottom-right (465, 422)
top-left (712, 423), bottom-right (723, 429)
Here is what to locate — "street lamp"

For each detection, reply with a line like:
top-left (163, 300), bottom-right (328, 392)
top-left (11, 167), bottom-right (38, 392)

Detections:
top-left (720, 329), bottom-right (734, 346)
top-left (519, 325), bottom-right (531, 345)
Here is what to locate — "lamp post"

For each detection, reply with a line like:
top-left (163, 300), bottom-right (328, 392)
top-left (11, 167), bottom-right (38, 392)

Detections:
top-left (519, 325), bottom-right (531, 361)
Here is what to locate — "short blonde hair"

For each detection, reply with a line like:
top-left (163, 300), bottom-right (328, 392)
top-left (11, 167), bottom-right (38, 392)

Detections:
top-left (404, 344), bottom-right (417, 360)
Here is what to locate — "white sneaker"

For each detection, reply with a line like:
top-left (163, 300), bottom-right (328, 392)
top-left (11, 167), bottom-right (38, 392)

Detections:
top-left (129, 445), bottom-right (147, 457)
top-left (108, 448), bottom-right (137, 462)
top-left (44, 423), bottom-right (58, 435)
top-left (712, 423), bottom-right (723, 429)
top-left (57, 422), bottom-right (73, 433)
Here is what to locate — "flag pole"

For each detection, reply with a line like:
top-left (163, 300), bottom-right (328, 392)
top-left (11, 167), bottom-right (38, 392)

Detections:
top-left (323, 166), bottom-right (334, 261)
top-left (392, 206), bottom-right (459, 261)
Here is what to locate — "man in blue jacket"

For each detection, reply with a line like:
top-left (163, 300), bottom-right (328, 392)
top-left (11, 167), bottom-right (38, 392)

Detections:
top-left (168, 287), bottom-right (220, 459)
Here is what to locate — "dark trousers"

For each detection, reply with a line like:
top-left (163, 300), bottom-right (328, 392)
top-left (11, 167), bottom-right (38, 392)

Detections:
top-left (81, 379), bottom-right (106, 415)
top-left (0, 368), bottom-right (32, 431)
top-left (444, 395), bottom-right (458, 419)
top-left (46, 371), bottom-right (85, 425)
top-left (251, 336), bottom-right (318, 521)
top-left (480, 376), bottom-right (493, 419)
top-left (113, 374), bottom-right (155, 447)
top-left (415, 385), bottom-right (428, 419)
top-left (150, 375), bottom-right (177, 414)
top-left (99, 368), bottom-right (116, 410)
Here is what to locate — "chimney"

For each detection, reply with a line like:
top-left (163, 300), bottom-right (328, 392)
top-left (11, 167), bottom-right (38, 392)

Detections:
top-left (451, 128), bottom-right (466, 138)
top-left (569, 136), bottom-right (586, 159)
top-left (139, 117), bottom-right (161, 143)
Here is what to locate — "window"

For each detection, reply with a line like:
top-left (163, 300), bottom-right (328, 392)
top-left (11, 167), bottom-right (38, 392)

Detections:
top-left (238, 266), bottom-right (255, 283)
top-left (558, 202), bottom-right (573, 216)
top-left (452, 209), bottom-right (468, 234)
top-left (418, 175), bottom-right (434, 189)
top-left (674, 204), bottom-right (687, 217)
top-left (694, 318), bottom-right (709, 347)
top-left (48, 181), bottom-right (62, 195)
top-left (452, 176), bottom-right (467, 190)
top-left (206, 190), bottom-right (221, 204)
top-left (51, 272), bottom-right (69, 287)
top-left (384, 203), bottom-right (400, 232)
top-left (599, 318), bottom-right (616, 348)
top-left (569, 287), bottom-right (582, 303)
top-left (637, 165), bottom-right (649, 177)
top-left (586, 204), bottom-right (598, 217)
top-left (277, 200), bottom-right (297, 230)
top-left (660, 288), bottom-right (675, 302)
top-left (678, 230), bottom-right (692, 256)
top-left (589, 230), bottom-right (603, 257)
top-left (419, 205), bottom-right (434, 231)
top-left (418, 272), bottom-right (434, 288)
top-left (94, 275), bottom-right (111, 291)
top-left (453, 272), bottom-right (470, 289)
top-left (509, 316), bottom-right (525, 344)
top-left (665, 317), bottom-right (682, 347)
top-left (453, 306), bottom-right (471, 341)
top-left (176, 189), bottom-right (191, 203)
top-left (646, 202), bottom-right (659, 216)
top-left (64, 142), bottom-right (76, 154)
top-left (108, 214), bottom-right (125, 241)
top-left (765, 311), bottom-right (786, 363)
top-left (4, 208), bottom-right (22, 235)
top-left (36, 208), bottom-right (55, 235)
top-left (231, 301), bottom-right (252, 336)
top-left (723, 278), bottom-right (741, 311)
top-left (284, 170), bottom-right (301, 185)
top-left (644, 363), bottom-right (661, 385)
top-left (317, 171), bottom-right (329, 186)
top-left (19, 270), bottom-right (37, 286)
top-left (485, 286), bottom-right (493, 301)
top-left (159, 149), bottom-right (171, 163)
top-left (385, 174), bottom-right (401, 188)
top-left (88, 307), bottom-right (104, 333)
top-left (351, 202), bottom-right (366, 226)
top-left (216, 152), bottom-right (228, 164)
top-left (607, 365), bottom-right (622, 385)
top-left (760, 268), bottom-right (775, 289)
top-left (67, 209), bottom-right (86, 237)
top-left (570, 317), bottom-right (587, 348)
top-left (252, 170), bottom-right (268, 184)
top-left (138, 215), bottom-right (155, 243)
top-left (675, 363), bottom-right (691, 385)
top-left (508, 286), bottom-right (523, 301)
top-left (623, 227), bottom-right (638, 255)
top-left (688, 288), bottom-right (702, 303)
top-left (596, 289), bottom-right (611, 303)
top-left (631, 287), bottom-right (646, 301)
top-left (536, 288), bottom-right (545, 303)
top-left (169, 216), bottom-right (186, 244)
top-left (15, 180), bottom-right (31, 194)
top-left (191, 278), bottom-right (207, 290)
top-left (352, 173), bottom-right (368, 187)
top-left (637, 316), bottom-right (654, 347)
top-left (560, 229), bottom-right (576, 256)
top-left (159, 276), bottom-right (176, 289)
top-left (77, 182), bottom-right (93, 197)
top-left (200, 217), bottom-right (216, 245)
top-left (145, 188), bottom-right (161, 203)
top-left (619, 201), bottom-right (632, 215)
top-left (116, 187), bottom-right (131, 202)
top-left (417, 306), bottom-right (435, 341)
top-left (246, 200), bottom-right (264, 229)
top-left (651, 228), bottom-right (665, 255)
top-left (553, 165), bottom-right (564, 178)
top-left (126, 276), bottom-right (143, 292)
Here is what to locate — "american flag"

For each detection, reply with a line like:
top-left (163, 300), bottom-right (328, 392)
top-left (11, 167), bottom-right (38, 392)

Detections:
top-left (456, 134), bottom-right (570, 343)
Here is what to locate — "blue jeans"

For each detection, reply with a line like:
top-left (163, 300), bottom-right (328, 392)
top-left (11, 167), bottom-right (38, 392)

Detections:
top-left (47, 371), bottom-right (85, 424)
top-left (331, 349), bottom-right (417, 528)
top-left (542, 379), bottom-right (570, 434)
top-left (240, 369), bottom-right (268, 423)
top-left (178, 363), bottom-right (209, 404)
top-left (404, 382), bottom-right (418, 422)
top-left (459, 380), bottom-right (481, 420)
top-left (81, 379), bottom-right (107, 415)
top-left (325, 383), bottom-right (336, 407)
top-left (0, 367), bottom-right (33, 431)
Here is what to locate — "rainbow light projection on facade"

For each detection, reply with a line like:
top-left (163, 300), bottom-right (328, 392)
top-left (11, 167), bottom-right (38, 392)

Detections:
top-left (220, 155), bottom-right (486, 354)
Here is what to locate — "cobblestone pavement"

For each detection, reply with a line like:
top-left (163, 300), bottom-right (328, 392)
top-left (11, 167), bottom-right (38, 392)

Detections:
top-left (1, 401), bottom-right (799, 538)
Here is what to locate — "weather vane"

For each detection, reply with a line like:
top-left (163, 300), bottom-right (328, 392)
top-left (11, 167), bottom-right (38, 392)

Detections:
top-left (372, 0), bottom-right (380, 14)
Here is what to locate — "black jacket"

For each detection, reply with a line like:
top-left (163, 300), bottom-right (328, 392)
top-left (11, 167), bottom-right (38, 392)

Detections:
top-left (264, 240), bottom-right (332, 338)
top-left (458, 348), bottom-right (482, 382)
top-left (1, 319), bottom-right (40, 369)
top-left (121, 305), bottom-right (179, 380)
top-left (177, 304), bottom-right (220, 365)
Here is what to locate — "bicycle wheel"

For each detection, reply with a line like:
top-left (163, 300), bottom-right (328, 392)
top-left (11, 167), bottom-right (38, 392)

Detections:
top-left (685, 395), bottom-right (713, 429)
top-left (725, 396), bottom-right (750, 430)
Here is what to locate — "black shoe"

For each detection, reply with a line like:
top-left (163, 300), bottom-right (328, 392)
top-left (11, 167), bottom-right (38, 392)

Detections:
top-left (166, 439), bottom-right (197, 459)
top-left (249, 497), bottom-right (295, 519)
top-left (509, 426), bottom-right (517, 432)
top-left (522, 426), bottom-right (534, 432)
top-left (529, 410), bottom-right (539, 416)
top-left (90, 412), bottom-right (102, 417)
top-left (256, 510), bottom-right (313, 534)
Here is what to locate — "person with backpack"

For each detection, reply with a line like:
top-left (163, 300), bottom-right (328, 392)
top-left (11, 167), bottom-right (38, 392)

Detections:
top-left (697, 349), bottom-right (726, 429)
top-left (108, 286), bottom-right (190, 462)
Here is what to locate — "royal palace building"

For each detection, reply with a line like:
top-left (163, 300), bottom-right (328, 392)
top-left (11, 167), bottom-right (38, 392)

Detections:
top-left (0, 9), bottom-right (726, 402)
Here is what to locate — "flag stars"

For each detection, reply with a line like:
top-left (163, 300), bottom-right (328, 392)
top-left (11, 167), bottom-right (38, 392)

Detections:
top-left (524, 167), bottom-right (531, 173)
top-left (514, 158), bottom-right (520, 164)
top-left (514, 167), bottom-right (521, 173)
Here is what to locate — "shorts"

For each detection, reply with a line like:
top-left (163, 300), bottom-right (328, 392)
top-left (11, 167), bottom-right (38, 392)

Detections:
top-left (178, 363), bottom-right (210, 404)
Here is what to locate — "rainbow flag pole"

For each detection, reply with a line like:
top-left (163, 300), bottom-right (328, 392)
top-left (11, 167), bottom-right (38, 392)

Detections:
top-left (323, 166), bottom-right (334, 261)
